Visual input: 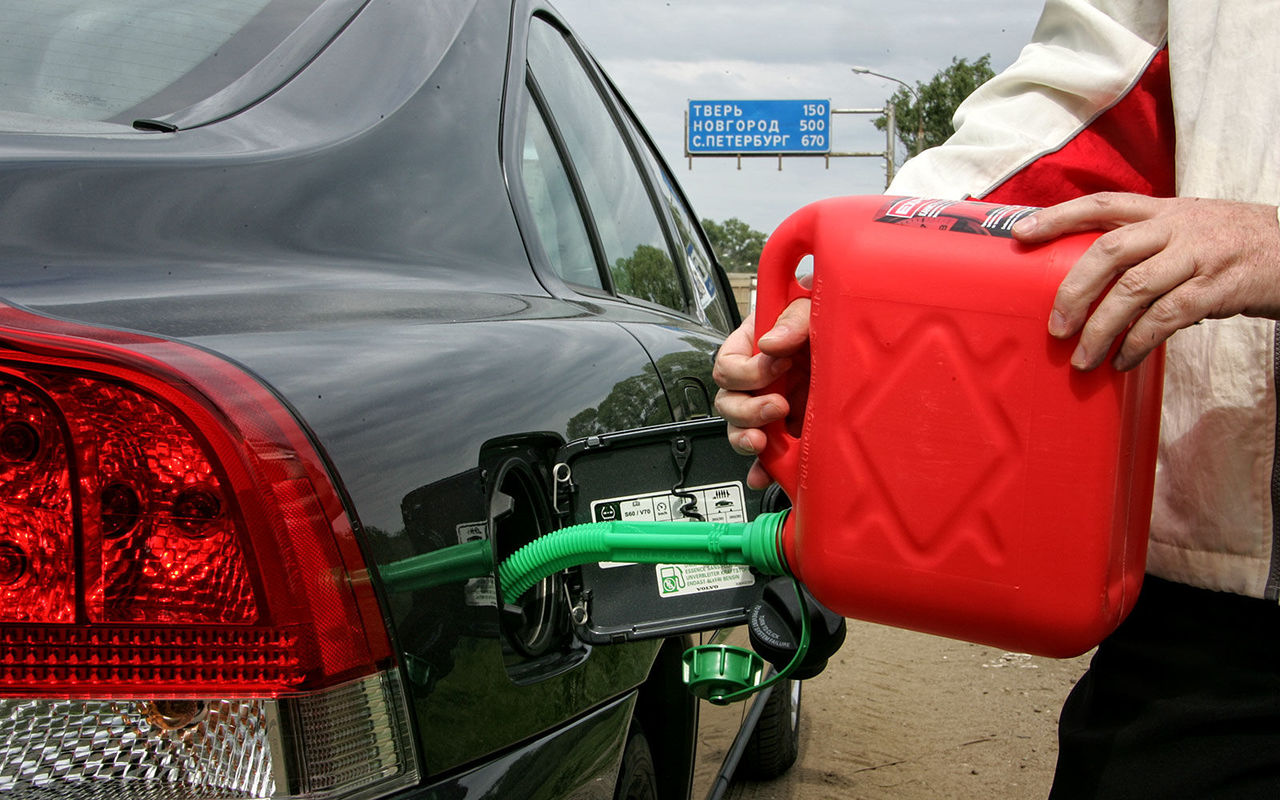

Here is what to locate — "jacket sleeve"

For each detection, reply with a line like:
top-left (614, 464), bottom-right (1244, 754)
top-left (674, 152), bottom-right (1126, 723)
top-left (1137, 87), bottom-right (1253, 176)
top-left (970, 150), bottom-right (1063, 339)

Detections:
top-left (888, 0), bottom-right (1174, 206)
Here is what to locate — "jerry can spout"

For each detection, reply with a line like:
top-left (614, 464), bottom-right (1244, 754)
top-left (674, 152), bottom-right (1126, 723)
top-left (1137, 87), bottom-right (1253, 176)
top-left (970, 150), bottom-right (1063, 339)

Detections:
top-left (376, 511), bottom-right (792, 600)
top-left (498, 510), bottom-right (791, 601)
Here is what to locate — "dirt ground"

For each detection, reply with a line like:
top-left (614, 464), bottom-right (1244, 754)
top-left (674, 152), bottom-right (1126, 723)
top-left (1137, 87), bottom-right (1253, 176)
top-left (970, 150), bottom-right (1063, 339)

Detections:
top-left (727, 619), bottom-right (1095, 800)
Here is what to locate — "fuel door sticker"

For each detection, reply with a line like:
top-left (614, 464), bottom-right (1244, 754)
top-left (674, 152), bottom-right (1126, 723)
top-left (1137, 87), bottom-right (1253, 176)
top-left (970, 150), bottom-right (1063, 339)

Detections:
top-left (654, 563), bottom-right (755, 598)
top-left (589, 481), bottom-right (756, 598)
top-left (457, 521), bottom-right (496, 607)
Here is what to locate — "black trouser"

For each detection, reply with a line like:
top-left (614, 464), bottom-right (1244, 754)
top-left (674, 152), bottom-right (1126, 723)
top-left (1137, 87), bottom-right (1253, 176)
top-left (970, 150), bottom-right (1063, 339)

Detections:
top-left (1049, 576), bottom-right (1280, 799)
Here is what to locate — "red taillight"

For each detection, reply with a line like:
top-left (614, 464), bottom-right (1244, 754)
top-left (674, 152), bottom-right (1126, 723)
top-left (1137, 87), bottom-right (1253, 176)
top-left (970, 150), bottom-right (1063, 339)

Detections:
top-left (0, 304), bottom-right (391, 698)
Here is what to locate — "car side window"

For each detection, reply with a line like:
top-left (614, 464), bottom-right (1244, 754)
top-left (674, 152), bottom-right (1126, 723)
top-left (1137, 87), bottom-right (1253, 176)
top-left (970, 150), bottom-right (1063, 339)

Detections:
top-left (524, 19), bottom-right (688, 313)
top-left (636, 134), bottom-right (737, 334)
top-left (520, 102), bottom-right (602, 289)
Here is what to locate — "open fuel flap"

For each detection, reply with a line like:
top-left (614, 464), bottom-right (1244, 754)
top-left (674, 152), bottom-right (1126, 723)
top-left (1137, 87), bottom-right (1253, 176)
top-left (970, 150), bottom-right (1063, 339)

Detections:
top-left (553, 417), bottom-right (785, 644)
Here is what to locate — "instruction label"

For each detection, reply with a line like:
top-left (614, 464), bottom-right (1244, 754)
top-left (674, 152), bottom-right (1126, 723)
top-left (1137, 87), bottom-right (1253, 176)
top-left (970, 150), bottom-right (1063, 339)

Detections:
top-left (589, 482), bottom-right (757, 598)
top-left (653, 563), bottom-right (756, 598)
top-left (457, 521), bottom-right (496, 607)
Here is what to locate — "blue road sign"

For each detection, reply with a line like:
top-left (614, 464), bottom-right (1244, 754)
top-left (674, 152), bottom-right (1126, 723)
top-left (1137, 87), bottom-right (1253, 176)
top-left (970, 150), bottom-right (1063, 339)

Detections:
top-left (687, 99), bottom-right (831, 154)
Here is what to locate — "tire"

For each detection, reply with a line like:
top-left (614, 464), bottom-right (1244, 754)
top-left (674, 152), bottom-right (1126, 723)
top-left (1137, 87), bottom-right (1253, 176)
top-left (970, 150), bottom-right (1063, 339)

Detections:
top-left (614, 721), bottom-right (659, 800)
top-left (738, 679), bottom-right (802, 780)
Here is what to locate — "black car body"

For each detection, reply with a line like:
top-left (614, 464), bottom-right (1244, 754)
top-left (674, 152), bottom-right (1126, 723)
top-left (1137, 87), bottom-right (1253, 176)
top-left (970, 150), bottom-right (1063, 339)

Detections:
top-left (0, 1), bottom-right (789, 798)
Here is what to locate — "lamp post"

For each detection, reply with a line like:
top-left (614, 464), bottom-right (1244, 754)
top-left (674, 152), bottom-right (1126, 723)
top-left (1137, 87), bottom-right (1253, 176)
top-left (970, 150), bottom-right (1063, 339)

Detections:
top-left (852, 66), bottom-right (924, 159)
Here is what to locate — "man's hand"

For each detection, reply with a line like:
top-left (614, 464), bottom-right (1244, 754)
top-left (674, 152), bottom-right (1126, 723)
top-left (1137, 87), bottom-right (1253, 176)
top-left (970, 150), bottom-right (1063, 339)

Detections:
top-left (712, 296), bottom-right (811, 489)
top-left (1011, 193), bottom-right (1280, 370)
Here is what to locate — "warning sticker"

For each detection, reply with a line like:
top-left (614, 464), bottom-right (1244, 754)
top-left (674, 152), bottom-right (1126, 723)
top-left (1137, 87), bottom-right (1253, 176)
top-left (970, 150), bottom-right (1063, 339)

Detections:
top-left (456, 521), bottom-right (496, 607)
top-left (874, 196), bottom-right (1038, 239)
top-left (654, 563), bottom-right (756, 598)
top-left (589, 481), bottom-right (757, 597)
top-left (590, 481), bottom-right (748, 525)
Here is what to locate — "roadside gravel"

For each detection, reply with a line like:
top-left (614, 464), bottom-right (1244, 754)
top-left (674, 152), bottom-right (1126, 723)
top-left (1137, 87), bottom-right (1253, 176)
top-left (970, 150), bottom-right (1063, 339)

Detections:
top-left (728, 619), bottom-right (1094, 799)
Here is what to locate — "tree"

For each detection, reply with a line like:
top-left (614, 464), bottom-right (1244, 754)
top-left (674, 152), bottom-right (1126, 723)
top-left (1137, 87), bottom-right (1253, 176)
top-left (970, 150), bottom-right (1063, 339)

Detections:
top-left (701, 217), bottom-right (767, 273)
top-left (874, 54), bottom-right (996, 160)
top-left (612, 244), bottom-right (685, 309)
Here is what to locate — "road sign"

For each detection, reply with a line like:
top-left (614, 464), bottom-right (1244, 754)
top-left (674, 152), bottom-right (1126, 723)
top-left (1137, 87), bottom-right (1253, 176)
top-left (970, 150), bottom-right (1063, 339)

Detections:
top-left (687, 99), bottom-right (831, 155)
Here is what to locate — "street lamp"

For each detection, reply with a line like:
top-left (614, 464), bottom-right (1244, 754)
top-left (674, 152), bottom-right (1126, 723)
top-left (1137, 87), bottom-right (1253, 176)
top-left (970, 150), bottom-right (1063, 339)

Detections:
top-left (851, 66), bottom-right (924, 158)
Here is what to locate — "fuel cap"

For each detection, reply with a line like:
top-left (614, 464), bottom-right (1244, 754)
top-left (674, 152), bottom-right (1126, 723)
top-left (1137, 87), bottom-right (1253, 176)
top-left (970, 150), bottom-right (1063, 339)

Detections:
top-left (681, 644), bottom-right (764, 704)
top-left (748, 577), bottom-right (847, 679)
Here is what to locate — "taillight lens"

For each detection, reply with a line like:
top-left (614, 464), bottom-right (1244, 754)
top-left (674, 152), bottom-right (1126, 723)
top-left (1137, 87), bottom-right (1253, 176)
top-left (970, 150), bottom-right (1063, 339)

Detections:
top-left (2, 371), bottom-right (256, 627)
top-left (0, 305), bottom-right (416, 798)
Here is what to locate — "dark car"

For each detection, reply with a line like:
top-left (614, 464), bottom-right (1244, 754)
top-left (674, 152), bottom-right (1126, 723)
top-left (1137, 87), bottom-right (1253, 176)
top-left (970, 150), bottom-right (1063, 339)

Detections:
top-left (0, 1), bottom-right (802, 798)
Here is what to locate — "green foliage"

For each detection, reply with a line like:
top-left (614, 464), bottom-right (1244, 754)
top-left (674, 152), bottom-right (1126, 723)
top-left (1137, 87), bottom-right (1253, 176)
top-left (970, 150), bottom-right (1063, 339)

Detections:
top-left (567, 369), bottom-right (666, 438)
top-left (611, 243), bottom-right (685, 309)
top-left (874, 54), bottom-right (996, 158)
top-left (700, 216), bottom-right (767, 273)
top-left (567, 345), bottom-right (720, 439)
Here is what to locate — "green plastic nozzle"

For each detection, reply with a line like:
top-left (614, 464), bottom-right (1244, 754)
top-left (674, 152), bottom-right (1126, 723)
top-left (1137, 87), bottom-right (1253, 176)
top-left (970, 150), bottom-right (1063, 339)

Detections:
top-left (377, 538), bottom-right (494, 592)
top-left (378, 511), bottom-right (791, 601)
top-left (498, 510), bottom-right (790, 601)
top-left (377, 510), bottom-right (797, 707)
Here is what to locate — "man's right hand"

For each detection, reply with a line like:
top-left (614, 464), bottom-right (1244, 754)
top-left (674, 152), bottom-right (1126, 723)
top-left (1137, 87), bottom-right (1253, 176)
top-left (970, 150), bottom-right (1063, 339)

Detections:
top-left (712, 296), bottom-right (812, 489)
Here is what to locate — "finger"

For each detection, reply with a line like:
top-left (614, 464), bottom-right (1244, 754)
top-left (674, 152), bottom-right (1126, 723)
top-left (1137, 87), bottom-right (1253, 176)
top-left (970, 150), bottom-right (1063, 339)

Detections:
top-left (724, 422), bottom-right (767, 458)
top-left (1070, 248), bottom-right (1194, 369)
top-left (1012, 192), bottom-right (1165, 243)
top-left (1111, 279), bottom-right (1214, 371)
top-left (714, 388), bottom-right (788, 432)
top-left (716, 312), bottom-right (757, 362)
top-left (713, 313), bottom-right (794, 392)
top-left (747, 460), bottom-right (775, 490)
top-left (712, 350), bottom-right (794, 393)
top-left (1050, 219), bottom-right (1171, 339)
top-left (756, 297), bottom-right (811, 357)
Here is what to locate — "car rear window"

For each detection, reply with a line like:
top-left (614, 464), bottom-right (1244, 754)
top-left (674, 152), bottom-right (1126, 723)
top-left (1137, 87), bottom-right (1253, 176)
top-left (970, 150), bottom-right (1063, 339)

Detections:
top-left (0, 0), bottom-right (326, 127)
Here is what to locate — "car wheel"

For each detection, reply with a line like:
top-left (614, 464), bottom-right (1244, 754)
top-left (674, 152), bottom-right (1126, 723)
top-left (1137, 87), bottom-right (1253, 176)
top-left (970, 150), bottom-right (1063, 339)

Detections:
top-left (738, 679), bottom-right (802, 780)
top-left (613, 721), bottom-right (659, 800)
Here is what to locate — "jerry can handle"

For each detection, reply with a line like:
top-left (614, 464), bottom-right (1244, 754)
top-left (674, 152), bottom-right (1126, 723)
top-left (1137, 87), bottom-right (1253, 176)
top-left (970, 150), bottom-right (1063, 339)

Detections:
top-left (752, 204), bottom-right (816, 502)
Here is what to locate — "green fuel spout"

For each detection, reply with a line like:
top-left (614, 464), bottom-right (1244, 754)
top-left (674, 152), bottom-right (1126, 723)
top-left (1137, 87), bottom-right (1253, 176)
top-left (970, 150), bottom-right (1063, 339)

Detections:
top-left (379, 510), bottom-right (801, 706)
top-left (379, 511), bottom-right (791, 599)
top-left (378, 538), bottom-right (495, 592)
top-left (499, 510), bottom-right (790, 600)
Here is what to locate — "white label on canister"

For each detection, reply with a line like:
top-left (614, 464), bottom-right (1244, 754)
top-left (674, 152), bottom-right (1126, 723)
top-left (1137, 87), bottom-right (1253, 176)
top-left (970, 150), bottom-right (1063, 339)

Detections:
top-left (876, 196), bottom-right (1039, 239)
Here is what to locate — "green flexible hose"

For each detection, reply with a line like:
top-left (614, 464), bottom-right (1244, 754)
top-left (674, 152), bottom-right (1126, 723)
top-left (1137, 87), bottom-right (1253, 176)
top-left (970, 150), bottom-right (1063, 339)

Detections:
top-left (377, 538), bottom-right (494, 592)
top-left (379, 510), bottom-right (791, 599)
top-left (498, 510), bottom-right (790, 600)
top-left (378, 510), bottom-right (798, 707)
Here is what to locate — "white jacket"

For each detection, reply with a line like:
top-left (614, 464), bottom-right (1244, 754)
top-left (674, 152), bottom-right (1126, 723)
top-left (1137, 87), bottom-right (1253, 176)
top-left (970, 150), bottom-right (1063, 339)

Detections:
top-left (890, 0), bottom-right (1280, 600)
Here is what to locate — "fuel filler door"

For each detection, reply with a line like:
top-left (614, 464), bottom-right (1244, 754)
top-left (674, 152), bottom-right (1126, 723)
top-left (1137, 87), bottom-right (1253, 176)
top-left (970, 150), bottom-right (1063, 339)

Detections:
top-left (553, 418), bottom-right (782, 644)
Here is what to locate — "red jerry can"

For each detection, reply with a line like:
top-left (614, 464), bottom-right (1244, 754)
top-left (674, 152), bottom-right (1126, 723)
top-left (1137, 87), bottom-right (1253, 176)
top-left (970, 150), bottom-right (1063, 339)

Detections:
top-left (755, 195), bottom-right (1163, 657)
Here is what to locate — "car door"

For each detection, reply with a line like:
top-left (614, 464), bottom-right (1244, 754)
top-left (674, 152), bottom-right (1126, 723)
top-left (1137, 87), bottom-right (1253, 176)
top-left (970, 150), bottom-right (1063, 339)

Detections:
top-left (386, 7), bottom-right (744, 794)
top-left (507, 14), bottom-right (766, 798)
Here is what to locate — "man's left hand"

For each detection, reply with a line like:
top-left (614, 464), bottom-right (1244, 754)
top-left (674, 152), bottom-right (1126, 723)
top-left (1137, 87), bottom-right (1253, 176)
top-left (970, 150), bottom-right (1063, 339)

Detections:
top-left (1011, 192), bottom-right (1280, 370)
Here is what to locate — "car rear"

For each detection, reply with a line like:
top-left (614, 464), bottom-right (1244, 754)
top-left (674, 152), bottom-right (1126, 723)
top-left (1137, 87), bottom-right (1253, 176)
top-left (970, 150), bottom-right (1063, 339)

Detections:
top-left (0, 303), bottom-right (419, 798)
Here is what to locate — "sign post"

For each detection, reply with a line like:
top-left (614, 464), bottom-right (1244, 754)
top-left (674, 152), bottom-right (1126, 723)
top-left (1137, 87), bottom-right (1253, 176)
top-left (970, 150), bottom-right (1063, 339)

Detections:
top-left (685, 99), bottom-right (894, 185)
top-left (687, 100), bottom-right (831, 155)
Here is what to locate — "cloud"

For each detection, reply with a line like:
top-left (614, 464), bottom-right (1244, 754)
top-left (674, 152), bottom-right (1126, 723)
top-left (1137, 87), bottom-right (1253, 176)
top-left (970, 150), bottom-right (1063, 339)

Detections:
top-left (550, 1), bottom-right (1044, 232)
top-left (559, 1), bottom-right (1038, 72)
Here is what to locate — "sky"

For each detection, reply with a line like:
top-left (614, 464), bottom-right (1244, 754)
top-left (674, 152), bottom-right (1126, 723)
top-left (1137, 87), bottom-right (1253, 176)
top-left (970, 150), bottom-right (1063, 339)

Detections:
top-left (549, 1), bottom-right (1046, 235)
